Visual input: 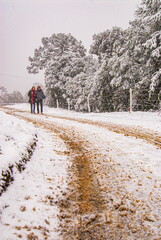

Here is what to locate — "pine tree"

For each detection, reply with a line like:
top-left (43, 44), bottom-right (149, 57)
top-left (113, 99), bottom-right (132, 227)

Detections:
top-left (90, 27), bottom-right (129, 111)
top-left (135, 0), bottom-right (161, 109)
top-left (27, 33), bottom-right (87, 108)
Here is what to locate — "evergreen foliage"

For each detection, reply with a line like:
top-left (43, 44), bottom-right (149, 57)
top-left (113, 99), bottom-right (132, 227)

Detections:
top-left (27, 0), bottom-right (161, 112)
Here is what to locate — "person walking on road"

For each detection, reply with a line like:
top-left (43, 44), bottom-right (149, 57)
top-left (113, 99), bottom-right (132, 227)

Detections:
top-left (36, 86), bottom-right (46, 114)
top-left (28, 86), bottom-right (37, 114)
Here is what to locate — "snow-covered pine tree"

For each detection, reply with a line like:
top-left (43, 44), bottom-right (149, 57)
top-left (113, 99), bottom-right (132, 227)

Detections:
top-left (90, 27), bottom-right (129, 111)
top-left (27, 1), bottom-right (160, 112)
top-left (65, 55), bottom-right (97, 112)
top-left (89, 0), bottom-right (161, 112)
top-left (134, 0), bottom-right (161, 110)
top-left (27, 33), bottom-right (87, 108)
top-left (45, 54), bottom-right (87, 108)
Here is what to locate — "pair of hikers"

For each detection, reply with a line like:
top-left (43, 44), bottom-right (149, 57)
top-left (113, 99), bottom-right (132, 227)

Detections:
top-left (28, 86), bottom-right (46, 114)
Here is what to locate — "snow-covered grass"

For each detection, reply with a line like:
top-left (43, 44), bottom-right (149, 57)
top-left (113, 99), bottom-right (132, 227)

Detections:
top-left (0, 110), bottom-right (37, 171)
top-left (0, 110), bottom-right (38, 195)
top-left (0, 106), bottom-right (71, 239)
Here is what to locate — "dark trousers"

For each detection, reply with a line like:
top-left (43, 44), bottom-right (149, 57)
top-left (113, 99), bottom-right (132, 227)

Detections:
top-left (37, 101), bottom-right (43, 113)
top-left (30, 103), bottom-right (35, 113)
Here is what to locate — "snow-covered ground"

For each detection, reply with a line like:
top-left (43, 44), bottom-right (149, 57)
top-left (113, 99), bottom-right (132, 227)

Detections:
top-left (0, 106), bottom-right (71, 239)
top-left (0, 104), bottom-right (161, 239)
top-left (10, 103), bottom-right (161, 133)
top-left (0, 111), bottom-right (37, 177)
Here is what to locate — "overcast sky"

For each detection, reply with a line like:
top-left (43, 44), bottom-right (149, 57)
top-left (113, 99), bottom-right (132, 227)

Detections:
top-left (0, 0), bottom-right (141, 95)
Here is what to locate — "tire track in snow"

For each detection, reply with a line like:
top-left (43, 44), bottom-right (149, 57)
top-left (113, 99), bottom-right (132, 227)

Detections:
top-left (1, 107), bottom-right (161, 239)
top-left (46, 113), bottom-right (161, 149)
top-left (2, 106), bottom-right (161, 149)
top-left (2, 109), bottom-right (112, 239)
top-left (1, 111), bottom-right (127, 239)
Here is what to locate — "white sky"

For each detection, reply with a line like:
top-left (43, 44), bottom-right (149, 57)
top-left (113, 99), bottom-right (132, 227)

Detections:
top-left (0, 0), bottom-right (141, 95)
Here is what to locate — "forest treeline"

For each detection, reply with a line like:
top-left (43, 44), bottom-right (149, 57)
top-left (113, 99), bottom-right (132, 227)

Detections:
top-left (0, 86), bottom-right (25, 104)
top-left (27, 0), bottom-right (161, 112)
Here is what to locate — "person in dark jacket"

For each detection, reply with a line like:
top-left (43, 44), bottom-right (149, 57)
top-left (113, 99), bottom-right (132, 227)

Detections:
top-left (28, 86), bottom-right (36, 113)
top-left (36, 86), bottom-right (46, 114)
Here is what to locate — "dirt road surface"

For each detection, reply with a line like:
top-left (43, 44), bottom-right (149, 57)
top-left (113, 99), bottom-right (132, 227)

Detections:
top-left (1, 106), bottom-right (161, 240)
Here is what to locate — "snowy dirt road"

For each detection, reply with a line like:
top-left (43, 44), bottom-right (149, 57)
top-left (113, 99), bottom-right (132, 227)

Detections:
top-left (1, 106), bottom-right (161, 240)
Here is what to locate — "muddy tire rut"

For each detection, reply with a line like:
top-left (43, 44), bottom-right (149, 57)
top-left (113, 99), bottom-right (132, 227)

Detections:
top-left (1, 107), bottom-right (161, 239)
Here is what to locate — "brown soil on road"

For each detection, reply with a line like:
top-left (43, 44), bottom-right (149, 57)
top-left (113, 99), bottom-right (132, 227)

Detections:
top-left (2, 106), bottom-right (161, 149)
top-left (1, 107), bottom-right (161, 239)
